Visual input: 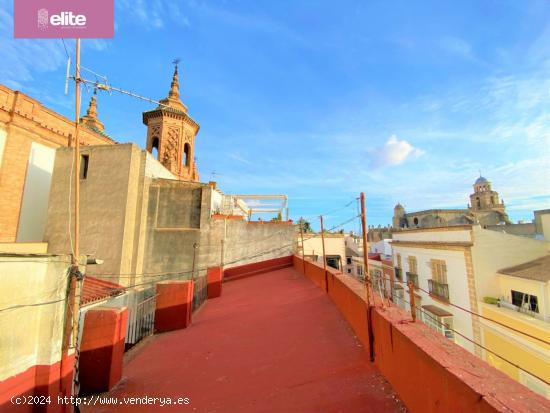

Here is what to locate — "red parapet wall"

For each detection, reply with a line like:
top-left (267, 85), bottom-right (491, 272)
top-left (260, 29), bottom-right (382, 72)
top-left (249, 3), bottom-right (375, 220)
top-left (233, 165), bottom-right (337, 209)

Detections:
top-left (292, 255), bottom-right (550, 413)
top-left (0, 353), bottom-right (74, 413)
top-left (211, 214), bottom-right (245, 220)
top-left (247, 220), bottom-right (293, 225)
top-left (155, 280), bottom-right (194, 332)
top-left (224, 255), bottom-right (293, 282)
top-left (207, 267), bottom-right (223, 298)
top-left (79, 307), bottom-right (128, 396)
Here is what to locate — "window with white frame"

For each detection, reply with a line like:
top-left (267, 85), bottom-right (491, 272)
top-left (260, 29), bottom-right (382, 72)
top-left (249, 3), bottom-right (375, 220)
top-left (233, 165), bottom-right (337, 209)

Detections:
top-left (422, 309), bottom-right (454, 340)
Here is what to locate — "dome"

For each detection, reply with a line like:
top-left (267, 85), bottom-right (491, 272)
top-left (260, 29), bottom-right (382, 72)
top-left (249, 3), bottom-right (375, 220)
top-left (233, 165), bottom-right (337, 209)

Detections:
top-left (475, 176), bottom-right (489, 185)
top-left (394, 203), bottom-right (405, 211)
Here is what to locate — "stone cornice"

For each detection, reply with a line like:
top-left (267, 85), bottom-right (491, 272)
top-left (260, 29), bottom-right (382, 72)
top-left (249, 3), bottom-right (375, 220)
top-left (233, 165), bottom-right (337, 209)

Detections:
top-left (142, 107), bottom-right (200, 133)
top-left (391, 240), bottom-right (473, 250)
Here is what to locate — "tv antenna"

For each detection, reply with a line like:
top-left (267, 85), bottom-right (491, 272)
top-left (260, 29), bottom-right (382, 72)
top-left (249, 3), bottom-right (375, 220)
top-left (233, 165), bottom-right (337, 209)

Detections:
top-left (64, 57), bottom-right (176, 110)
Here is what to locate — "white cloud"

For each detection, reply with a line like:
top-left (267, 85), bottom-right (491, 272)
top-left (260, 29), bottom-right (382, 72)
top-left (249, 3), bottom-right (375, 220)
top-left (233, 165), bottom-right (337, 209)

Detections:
top-left (372, 135), bottom-right (424, 167)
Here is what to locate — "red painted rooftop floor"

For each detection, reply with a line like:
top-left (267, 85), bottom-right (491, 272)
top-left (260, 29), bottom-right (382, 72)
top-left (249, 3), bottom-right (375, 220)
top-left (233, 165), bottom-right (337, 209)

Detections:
top-left (83, 267), bottom-right (406, 413)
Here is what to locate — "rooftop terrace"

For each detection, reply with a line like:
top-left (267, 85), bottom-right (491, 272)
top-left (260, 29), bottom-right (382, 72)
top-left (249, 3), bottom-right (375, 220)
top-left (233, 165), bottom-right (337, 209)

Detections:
top-left (82, 266), bottom-right (406, 413)
top-left (77, 256), bottom-right (550, 413)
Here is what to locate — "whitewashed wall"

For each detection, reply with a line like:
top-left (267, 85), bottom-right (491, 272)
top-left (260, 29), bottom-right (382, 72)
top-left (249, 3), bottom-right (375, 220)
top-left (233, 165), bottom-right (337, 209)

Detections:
top-left (16, 142), bottom-right (56, 242)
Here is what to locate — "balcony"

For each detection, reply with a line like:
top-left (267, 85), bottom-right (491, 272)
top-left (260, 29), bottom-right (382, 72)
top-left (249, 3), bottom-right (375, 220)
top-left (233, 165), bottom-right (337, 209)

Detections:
top-left (428, 279), bottom-right (449, 301)
top-left (394, 267), bottom-right (402, 281)
top-left (406, 272), bottom-right (419, 289)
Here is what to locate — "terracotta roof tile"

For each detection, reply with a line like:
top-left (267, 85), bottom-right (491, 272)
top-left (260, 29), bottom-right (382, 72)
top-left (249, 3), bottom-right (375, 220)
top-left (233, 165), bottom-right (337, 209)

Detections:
top-left (81, 276), bottom-right (125, 306)
top-left (498, 255), bottom-right (550, 282)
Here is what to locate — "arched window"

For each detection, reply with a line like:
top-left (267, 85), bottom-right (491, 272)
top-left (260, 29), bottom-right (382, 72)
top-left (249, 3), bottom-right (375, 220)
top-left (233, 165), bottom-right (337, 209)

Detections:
top-left (476, 197), bottom-right (481, 208)
top-left (183, 143), bottom-right (191, 167)
top-left (151, 137), bottom-right (159, 159)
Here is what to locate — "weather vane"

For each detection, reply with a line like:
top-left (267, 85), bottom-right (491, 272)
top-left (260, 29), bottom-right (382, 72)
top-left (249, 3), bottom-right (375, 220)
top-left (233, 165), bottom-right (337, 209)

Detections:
top-left (172, 58), bottom-right (181, 70)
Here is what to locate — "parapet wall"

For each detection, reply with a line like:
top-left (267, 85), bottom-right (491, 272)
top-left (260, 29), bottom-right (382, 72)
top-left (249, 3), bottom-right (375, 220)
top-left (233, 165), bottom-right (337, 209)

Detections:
top-left (292, 255), bottom-right (550, 413)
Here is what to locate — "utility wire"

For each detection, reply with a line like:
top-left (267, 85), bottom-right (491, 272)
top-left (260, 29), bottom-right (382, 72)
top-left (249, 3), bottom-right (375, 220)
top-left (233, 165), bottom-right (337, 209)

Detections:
top-left (397, 296), bottom-right (550, 387)
top-left (374, 273), bottom-right (550, 347)
top-left (301, 198), bottom-right (357, 221)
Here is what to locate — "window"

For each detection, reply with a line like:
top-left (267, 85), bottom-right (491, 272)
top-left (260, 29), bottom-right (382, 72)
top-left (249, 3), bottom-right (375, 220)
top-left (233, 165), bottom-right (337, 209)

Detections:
top-left (346, 257), bottom-right (352, 265)
top-left (511, 290), bottom-right (539, 313)
top-left (393, 285), bottom-right (405, 309)
top-left (183, 143), bottom-right (191, 167)
top-left (476, 197), bottom-right (481, 208)
top-left (430, 259), bottom-right (447, 284)
top-left (413, 217), bottom-right (419, 225)
top-left (347, 268), bottom-right (351, 274)
top-left (396, 253), bottom-right (402, 269)
top-left (80, 154), bottom-right (89, 180)
top-left (151, 137), bottom-right (159, 158)
top-left (423, 310), bottom-right (454, 340)
top-left (325, 256), bottom-right (340, 270)
top-left (407, 256), bottom-right (417, 274)
top-left (357, 265), bottom-right (363, 276)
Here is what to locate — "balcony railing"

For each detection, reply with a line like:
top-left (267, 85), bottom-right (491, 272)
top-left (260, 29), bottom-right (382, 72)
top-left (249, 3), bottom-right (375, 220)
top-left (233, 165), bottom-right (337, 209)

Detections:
top-left (406, 272), bottom-right (419, 289)
top-left (394, 267), bottom-right (402, 281)
top-left (428, 279), bottom-right (449, 301)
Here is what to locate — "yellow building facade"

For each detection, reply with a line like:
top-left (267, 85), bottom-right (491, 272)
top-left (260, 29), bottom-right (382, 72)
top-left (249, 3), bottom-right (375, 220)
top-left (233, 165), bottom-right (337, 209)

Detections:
top-left (480, 256), bottom-right (550, 398)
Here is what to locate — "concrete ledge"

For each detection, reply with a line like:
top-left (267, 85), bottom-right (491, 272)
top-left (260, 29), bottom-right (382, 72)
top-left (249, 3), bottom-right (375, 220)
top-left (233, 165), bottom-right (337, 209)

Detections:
top-left (0, 242), bottom-right (48, 254)
top-left (207, 267), bottom-right (223, 298)
top-left (292, 255), bottom-right (550, 413)
top-left (155, 280), bottom-right (194, 332)
top-left (79, 307), bottom-right (128, 396)
top-left (224, 256), bottom-right (293, 282)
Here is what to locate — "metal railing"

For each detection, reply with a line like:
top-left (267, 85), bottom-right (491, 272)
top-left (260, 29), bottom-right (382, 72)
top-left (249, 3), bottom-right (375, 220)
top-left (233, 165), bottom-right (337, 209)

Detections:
top-left (193, 274), bottom-right (208, 311)
top-left (406, 272), bottom-right (419, 289)
top-left (428, 279), bottom-right (449, 301)
top-left (126, 291), bottom-right (156, 350)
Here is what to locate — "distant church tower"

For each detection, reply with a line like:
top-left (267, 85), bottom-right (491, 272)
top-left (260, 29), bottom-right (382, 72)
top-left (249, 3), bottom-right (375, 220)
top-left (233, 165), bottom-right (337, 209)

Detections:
top-left (468, 176), bottom-right (505, 213)
top-left (392, 203), bottom-right (406, 228)
top-left (143, 63), bottom-right (200, 181)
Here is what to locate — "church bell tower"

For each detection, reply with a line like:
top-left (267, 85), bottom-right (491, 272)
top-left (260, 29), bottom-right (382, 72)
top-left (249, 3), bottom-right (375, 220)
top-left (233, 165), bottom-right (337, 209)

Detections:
top-left (143, 62), bottom-right (200, 181)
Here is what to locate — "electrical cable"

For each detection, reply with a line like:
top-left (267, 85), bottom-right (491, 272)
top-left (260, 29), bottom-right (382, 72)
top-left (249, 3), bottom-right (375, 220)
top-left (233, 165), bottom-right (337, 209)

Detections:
top-left (397, 296), bottom-right (550, 387)
top-left (373, 273), bottom-right (550, 347)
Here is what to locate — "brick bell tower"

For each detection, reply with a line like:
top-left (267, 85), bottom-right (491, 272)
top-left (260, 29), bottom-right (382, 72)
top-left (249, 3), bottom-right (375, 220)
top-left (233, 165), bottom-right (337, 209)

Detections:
top-left (143, 63), bottom-right (200, 181)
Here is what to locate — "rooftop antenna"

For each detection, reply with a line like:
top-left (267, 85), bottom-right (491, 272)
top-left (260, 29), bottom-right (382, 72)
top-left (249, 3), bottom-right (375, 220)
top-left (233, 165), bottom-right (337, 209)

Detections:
top-left (64, 54), bottom-right (71, 95)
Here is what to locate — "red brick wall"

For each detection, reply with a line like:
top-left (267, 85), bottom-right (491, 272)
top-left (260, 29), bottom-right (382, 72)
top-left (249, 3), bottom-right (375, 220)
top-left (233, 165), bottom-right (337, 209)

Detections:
top-left (0, 84), bottom-right (115, 242)
top-left (0, 128), bottom-right (32, 242)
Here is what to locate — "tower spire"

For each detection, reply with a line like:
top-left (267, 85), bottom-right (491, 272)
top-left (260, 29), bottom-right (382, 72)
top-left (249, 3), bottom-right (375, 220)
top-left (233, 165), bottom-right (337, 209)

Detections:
top-left (159, 59), bottom-right (187, 112)
top-left (80, 89), bottom-right (105, 131)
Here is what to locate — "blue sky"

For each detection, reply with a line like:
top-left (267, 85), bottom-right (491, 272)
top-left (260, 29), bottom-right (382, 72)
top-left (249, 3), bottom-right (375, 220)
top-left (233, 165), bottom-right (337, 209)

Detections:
top-left (1, 0), bottom-right (549, 230)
